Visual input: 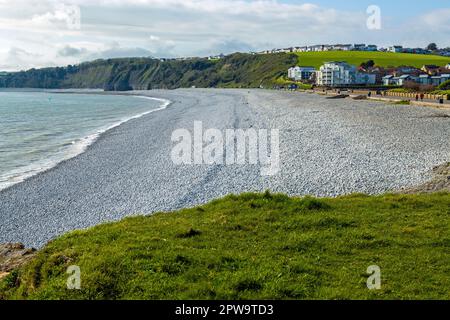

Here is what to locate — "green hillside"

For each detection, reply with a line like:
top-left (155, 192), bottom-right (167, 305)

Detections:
top-left (0, 53), bottom-right (297, 90)
top-left (294, 51), bottom-right (450, 68)
top-left (1, 192), bottom-right (449, 300)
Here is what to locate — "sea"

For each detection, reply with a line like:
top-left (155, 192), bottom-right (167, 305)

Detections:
top-left (0, 90), bottom-right (169, 191)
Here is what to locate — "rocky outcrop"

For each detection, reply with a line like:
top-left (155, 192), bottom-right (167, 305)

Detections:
top-left (0, 243), bottom-right (36, 279)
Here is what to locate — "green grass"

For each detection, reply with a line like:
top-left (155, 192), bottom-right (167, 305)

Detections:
top-left (393, 100), bottom-right (411, 105)
top-left (1, 192), bottom-right (449, 300)
top-left (273, 76), bottom-right (313, 89)
top-left (293, 51), bottom-right (450, 68)
top-left (431, 90), bottom-right (450, 97)
top-left (388, 88), bottom-right (414, 93)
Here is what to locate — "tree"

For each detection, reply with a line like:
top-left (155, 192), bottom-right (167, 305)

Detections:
top-left (360, 60), bottom-right (375, 70)
top-left (437, 79), bottom-right (450, 90)
top-left (427, 43), bottom-right (438, 51)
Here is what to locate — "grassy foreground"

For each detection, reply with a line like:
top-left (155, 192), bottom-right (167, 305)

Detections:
top-left (1, 192), bottom-right (449, 300)
top-left (294, 51), bottom-right (450, 68)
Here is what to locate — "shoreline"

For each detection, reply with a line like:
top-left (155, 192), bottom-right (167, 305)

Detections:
top-left (0, 93), bottom-right (172, 193)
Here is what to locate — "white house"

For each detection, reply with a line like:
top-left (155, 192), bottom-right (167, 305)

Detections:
top-left (397, 75), bottom-right (416, 86)
top-left (446, 63), bottom-right (450, 70)
top-left (333, 44), bottom-right (353, 51)
top-left (309, 45), bottom-right (325, 52)
top-left (382, 75), bottom-right (394, 86)
top-left (288, 66), bottom-right (316, 81)
top-left (388, 46), bottom-right (403, 53)
top-left (293, 46), bottom-right (308, 53)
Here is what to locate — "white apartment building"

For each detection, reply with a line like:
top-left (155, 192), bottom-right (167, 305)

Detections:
top-left (316, 62), bottom-right (357, 86)
top-left (316, 62), bottom-right (376, 86)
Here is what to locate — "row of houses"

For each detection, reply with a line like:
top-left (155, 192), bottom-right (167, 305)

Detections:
top-left (383, 74), bottom-right (450, 86)
top-left (261, 44), bottom-right (377, 54)
top-left (288, 62), bottom-right (450, 87)
top-left (386, 46), bottom-right (450, 56)
top-left (260, 44), bottom-right (450, 57)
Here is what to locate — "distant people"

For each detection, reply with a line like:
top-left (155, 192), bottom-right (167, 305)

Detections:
top-left (415, 94), bottom-right (419, 101)
top-left (368, 91), bottom-right (372, 98)
top-left (420, 93), bottom-right (425, 101)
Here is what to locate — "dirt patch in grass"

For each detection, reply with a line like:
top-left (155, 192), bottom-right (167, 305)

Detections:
top-left (401, 163), bottom-right (450, 194)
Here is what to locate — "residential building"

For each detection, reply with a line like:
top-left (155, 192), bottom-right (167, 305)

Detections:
top-left (388, 45), bottom-right (403, 53)
top-left (397, 74), bottom-right (417, 86)
top-left (316, 61), bottom-right (357, 86)
top-left (316, 61), bottom-right (379, 86)
top-left (432, 74), bottom-right (450, 85)
top-left (421, 65), bottom-right (440, 75)
top-left (413, 48), bottom-right (430, 54)
top-left (384, 73), bottom-right (449, 86)
top-left (382, 75), bottom-right (394, 86)
top-left (383, 75), bottom-right (415, 86)
top-left (352, 44), bottom-right (377, 52)
top-left (333, 44), bottom-right (353, 51)
top-left (418, 74), bottom-right (431, 85)
top-left (288, 66), bottom-right (316, 81)
top-left (208, 53), bottom-right (225, 60)
top-left (353, 44), bottom-right (366, 51)
top-left (442, 74), bottom-right (450, 82)
top-left (293, 46), bottom-right (308, 53)
top-left (273, 48), bottom-right (293, 53)
top-left (309, 45), bottom-right (326, 52)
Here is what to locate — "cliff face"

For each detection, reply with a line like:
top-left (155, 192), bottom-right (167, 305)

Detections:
top-left (0, 53), bottom-right (297, 91)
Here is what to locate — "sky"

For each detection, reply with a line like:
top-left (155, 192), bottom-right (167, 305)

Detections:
top-left (0, 0), bottom-right (449, 71)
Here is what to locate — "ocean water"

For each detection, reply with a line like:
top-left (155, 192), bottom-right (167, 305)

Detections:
top-left (0, 90), bottom-right (169, 191)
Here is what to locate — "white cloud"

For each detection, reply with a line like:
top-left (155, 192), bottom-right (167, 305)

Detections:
top-left (0, 1), bottom-right (449, 71)
top-left (420, 9), bottom-right (450, 31)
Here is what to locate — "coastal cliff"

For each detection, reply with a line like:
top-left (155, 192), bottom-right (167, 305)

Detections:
top-left (0, 53), bottom-right (296, 91)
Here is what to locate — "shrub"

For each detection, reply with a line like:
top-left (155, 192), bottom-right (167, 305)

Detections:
top-left (437, 80), bottom-right (450, 90)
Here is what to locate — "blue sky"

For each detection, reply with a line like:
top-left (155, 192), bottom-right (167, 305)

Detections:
top-left (283, 0), bottom-right (448, 17)
top-left (0, 0), bottom-right (449, 71)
